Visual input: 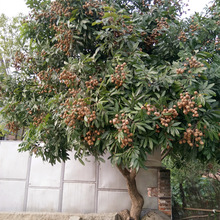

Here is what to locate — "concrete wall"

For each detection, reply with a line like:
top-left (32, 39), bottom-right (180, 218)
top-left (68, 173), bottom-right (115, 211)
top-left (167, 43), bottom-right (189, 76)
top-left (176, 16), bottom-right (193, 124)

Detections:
top-left (0, 141), bottom-right (161, 213)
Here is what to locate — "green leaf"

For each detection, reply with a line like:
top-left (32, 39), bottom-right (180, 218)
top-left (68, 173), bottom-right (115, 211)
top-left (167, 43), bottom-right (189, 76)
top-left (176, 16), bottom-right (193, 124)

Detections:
top-left (149, 138), bottom-right (153, 150)
top-left (102, 25), bottom-right (118, 30)
top-left (136, 124), bottom-right (146, 132)
top-left (102, 12), bottom-right (117, 19)
top-left (172, 122), bottom-right (181, 127)
top-left (144, 124), bottom-right (154, 130)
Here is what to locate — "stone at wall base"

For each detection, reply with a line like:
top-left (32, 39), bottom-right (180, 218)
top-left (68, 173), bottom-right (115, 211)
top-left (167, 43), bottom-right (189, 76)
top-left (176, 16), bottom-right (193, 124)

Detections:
top-left (69, 216), bottom-right (82, 220)
top-left (117, 209), bottom-right (130, 220)
top-left (141, 210), bottom-right (170, 220)
top-left (0, 211), bottom-right (170, 220)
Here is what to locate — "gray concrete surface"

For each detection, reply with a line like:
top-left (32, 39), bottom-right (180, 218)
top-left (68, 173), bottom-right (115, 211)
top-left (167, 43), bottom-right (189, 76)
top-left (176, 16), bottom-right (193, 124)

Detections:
top-left (0, 141), bottom-right (162, 213)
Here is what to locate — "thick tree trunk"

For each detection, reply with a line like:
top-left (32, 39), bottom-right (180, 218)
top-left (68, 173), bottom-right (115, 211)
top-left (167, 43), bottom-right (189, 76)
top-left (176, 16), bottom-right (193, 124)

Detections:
top-left (117, 165), bottom-right (144, 220)
top-left (126, 175), bottom-right (144, 220)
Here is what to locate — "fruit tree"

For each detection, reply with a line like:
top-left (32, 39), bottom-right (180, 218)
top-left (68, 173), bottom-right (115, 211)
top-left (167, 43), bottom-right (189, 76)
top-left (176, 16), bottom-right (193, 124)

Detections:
top-left (1, 0), bottom-right (220, 219)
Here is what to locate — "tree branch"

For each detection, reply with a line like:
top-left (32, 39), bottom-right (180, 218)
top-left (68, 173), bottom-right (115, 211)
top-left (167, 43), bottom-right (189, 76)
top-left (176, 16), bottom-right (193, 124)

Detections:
top-left (117, 164), bottom-right (130, 178)
top-left (161, 148), bottom-right (173, 161)
top-left (130, 168), bottom-right (137, 179)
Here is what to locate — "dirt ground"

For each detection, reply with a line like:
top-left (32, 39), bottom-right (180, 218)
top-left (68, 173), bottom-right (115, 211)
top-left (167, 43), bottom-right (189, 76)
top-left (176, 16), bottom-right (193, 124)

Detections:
top-left (0, 212), bottom-right (119, 220)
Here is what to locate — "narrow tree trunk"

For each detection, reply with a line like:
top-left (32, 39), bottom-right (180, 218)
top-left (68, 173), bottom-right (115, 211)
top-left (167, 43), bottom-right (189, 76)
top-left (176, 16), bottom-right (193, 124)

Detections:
top-left (117, 165), bottom-right (144, 220)
top-left (179, 183), bottom-right (186, 208)
top-left (21, 127), bottom-right (25, 140)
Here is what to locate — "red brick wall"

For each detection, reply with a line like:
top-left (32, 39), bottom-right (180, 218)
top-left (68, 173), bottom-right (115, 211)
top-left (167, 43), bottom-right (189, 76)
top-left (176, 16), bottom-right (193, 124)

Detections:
top-left (158, 168), bottom-right (172, 217)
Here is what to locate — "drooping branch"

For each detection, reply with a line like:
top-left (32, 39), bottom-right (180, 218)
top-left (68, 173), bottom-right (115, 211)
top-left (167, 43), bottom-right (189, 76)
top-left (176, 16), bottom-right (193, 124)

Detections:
top-left (161, 148), bottom-right (173, 161)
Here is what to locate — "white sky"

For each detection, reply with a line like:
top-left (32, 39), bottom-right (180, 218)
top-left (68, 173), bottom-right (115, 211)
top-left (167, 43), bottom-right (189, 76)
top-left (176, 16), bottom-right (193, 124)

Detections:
top-left (0, 0), bottom-right (212, 18)
top-left (0, 0), bottom-right (29, 17)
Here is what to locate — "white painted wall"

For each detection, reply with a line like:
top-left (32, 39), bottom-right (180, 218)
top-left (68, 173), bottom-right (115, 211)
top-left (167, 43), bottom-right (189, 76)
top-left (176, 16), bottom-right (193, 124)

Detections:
top-left (0, 141), bottom-right (161, 213)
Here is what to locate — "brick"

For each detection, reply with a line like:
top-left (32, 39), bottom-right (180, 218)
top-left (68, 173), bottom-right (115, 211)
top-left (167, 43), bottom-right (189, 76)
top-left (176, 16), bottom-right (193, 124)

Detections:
top-left (163, 210), bottom-right (172, 216)
top-left (147, 187), bottom-right (158, 197)
top-left (158, 168), bottom-right (172, 217)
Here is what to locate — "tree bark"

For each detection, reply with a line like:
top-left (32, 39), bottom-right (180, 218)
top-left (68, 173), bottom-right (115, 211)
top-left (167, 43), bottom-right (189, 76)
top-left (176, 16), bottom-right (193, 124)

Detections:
top-left (117, 165), bottom-right (144, 220)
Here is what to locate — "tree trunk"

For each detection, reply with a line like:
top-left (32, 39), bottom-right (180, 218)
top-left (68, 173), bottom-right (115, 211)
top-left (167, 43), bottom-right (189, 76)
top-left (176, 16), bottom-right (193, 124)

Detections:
top-left (117, 165), bottom-right (144, 220)
top-left (179, 183), bottom-right (186, 208)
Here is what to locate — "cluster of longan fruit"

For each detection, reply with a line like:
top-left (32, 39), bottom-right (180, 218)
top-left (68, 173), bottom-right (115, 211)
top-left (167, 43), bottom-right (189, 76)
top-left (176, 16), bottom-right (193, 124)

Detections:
top-left (82, 1), bottom-right (104, 17)
top-left (189, 24), bottom-right (200, 32)
top-left (83, 129), bottom-right (102, 146)
top-left (179, 126), bottom-right (204, 147)
top-left (153, 0), bottom-right (163, 6)
top-left (205, 38), bottom-right (220, 51)
top-left (27, 108), bottom-right (32, 115)
top-left (61, 99), bottom-right (96, 128)
top-left (159, 108), bottom-right (178, 127)
top-left (121, 136), bottom-right (133, 148)
top-left (176, 68), bottom-right (186, 74)
top-left (85, 76), bottom-right (102, 90)
top-left (141, 31), bottom-right (147, 37)
top-left (62, 109), bottom-right (76, 128)
top-left (6, 121), bottom-right (19, 133)
top-left (186, 56), bottom-right (204, 69)
top-left (176, 57), bottom-right (205, 76)
top-left (36, 69), bottom-right (57, 94)
top-left (178, 92), bottom-right (202, 117)
top-left (53, 23), bottom-right (73, 55)
top-left (41, 50), bottom-right (47, 58)
top-left (120, 118), bottom-right (133, 148)
top-left (33, 113), bottom-right (45, 127)
top-left (38, 84), bottom-right (56, 94)
top-left (14, 51), bottom-right (25, 70)
top-left (111, 63), bottom-right (127, 88)
top-left (145, 17), bottom-right (169, 47)
top-left (113, 23), bottom-right (133, 40)
top-left (110, 113), bottom-right (133, 148)
top-left (50, 0), bottom-right (73, 17)
top-left (37, 70), bottom-right (52, 82)
top-left (113, 31), bottom-right (124, 38)
top-left (25, 56), bottom-right (33, 64)
top-left (125, 24), bottom-right (134, 34)
top-left (59, 70), bottom-right (76, 86)
top-left (156, 17), bottom-right (169, 29)
top-left (155, 124), bottom-right (160, 133)
top-left (68, 88), bottom-right (81, 98)
top-left (141, 104), bottom-right (156, 116)
top-left (32, 9), bottom-right (47, 20)
top-left (178, 31), bottom-right (187, 42)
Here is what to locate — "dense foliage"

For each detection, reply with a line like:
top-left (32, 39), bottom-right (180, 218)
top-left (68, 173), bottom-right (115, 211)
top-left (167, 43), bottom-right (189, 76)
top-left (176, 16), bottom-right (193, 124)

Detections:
top-left (0, 14), bottom-right (24, 137)
top-left (1, 0), bottom-right (219, 166)
top-left (0, 0), bottom-right (220, 218)
top-left (165, 157), bottom-right (220, 219)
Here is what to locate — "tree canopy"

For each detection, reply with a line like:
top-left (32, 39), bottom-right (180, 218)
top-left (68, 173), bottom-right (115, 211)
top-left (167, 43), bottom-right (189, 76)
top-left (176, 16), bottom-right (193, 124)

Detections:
top-left (0, 14), bottom-right (24, 137)
top-left (0, 0), bottom-right (220, 218)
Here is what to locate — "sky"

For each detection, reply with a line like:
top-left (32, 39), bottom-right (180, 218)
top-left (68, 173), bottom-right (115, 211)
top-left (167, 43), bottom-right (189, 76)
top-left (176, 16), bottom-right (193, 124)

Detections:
top-left (0, 0), bottom-right (212, 17)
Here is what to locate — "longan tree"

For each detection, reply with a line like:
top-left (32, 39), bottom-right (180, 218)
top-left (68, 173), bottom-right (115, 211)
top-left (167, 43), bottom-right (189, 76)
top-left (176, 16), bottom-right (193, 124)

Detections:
top-left (0, 14), bottom-right (24, 137)
top-left (1, 0), bottom-right (220, 219)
